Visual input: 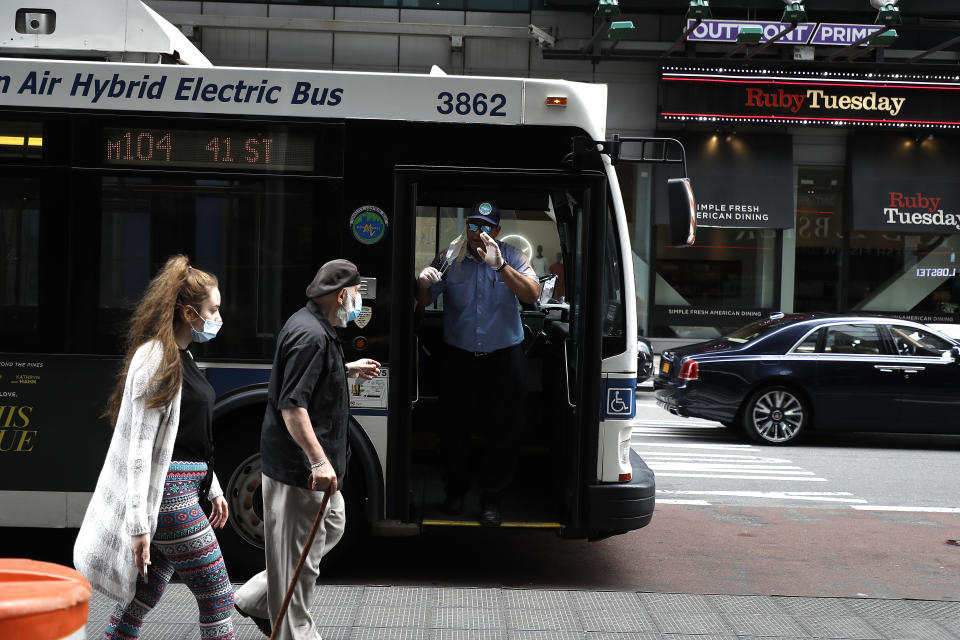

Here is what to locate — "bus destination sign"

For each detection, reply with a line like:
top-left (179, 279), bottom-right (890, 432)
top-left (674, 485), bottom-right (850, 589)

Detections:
top-left (102, 127), bottom-right (315, 171)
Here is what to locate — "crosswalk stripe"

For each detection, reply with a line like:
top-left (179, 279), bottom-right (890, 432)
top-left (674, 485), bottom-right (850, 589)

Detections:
top-left (851, 505), bottom-right (960, 513)
top-left (631, 442), bottom-right (754, 449)
top-left (655, 472), bottom-right (828, 481)
top-left (637, 453), bottom-right (794, 462)
top-left (657, 490), bottom-right (867, 503)
top-left (647, 464), bottom-right (811, 472)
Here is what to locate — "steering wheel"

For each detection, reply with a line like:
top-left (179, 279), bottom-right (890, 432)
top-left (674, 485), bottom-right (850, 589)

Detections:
top-left (895, 338), bottom-right (913, 356)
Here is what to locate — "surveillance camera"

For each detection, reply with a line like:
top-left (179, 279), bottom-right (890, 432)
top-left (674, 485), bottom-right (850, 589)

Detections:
top-left (869, 0), bottom-right (898, 9)
top-left (528, 24), bottom-right (555, 48)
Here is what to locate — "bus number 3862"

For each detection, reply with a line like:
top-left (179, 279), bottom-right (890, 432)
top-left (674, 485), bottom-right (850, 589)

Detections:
top-left (436, 91), bottom-right (507, 117)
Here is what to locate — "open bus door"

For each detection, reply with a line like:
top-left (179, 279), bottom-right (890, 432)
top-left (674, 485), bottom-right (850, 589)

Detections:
top-left (388, 166), bottom-right (610, 532)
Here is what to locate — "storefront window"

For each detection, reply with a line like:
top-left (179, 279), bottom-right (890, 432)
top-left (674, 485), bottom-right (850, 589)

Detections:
top-left (848, 231), bottom-right (960, 321)
top-left (651, 226), bottom-right (778, 338)
top-left (794, 167), bottom-right (844, 313)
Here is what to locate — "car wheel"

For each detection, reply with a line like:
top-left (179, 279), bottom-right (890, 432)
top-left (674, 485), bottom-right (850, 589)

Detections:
top-left (742, 385), bottom-right (808, 445)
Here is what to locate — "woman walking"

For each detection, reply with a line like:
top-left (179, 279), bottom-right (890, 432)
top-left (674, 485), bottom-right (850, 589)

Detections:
top-left (74, 255), bottom-right (236, 640)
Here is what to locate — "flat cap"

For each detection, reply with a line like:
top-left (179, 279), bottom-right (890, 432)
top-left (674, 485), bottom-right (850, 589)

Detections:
top-left (305, 259), bottom-right (361, 298)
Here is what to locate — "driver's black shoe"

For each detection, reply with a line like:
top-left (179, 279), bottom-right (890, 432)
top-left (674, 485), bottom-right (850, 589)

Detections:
top-left (479, 498), bottom-right (501, 526)
top-left (235, 602), bottom-right (272, 637)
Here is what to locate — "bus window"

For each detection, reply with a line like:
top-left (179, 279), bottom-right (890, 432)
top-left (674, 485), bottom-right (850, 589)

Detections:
top-left (414, 203), bottom-right (561, 310)
top-left (0, 177), bottom-right (41, 342)
top-left (602, 203), bottom-right (626, 358)
top-left (95, 175), bottom-right (339, 359)
top-left (414, 205), bottom-right (463, 311)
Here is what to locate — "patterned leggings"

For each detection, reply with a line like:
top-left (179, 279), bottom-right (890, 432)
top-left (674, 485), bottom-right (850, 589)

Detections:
top-left (105, 461), bottom-right (235, 640)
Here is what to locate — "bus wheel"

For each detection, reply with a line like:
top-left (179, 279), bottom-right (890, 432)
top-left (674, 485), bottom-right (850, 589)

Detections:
top-left (316, 458), bottom-right (369, 576)
top-left (214, 425), bottom-right (267, 580)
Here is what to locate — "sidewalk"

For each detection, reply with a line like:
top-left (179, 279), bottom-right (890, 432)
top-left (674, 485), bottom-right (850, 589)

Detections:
top-left (85, 583), bottom-right (960, 639)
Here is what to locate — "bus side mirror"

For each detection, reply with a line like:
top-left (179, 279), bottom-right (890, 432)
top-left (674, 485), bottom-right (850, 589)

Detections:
top-left (667, 177), bottom-right (697, 247)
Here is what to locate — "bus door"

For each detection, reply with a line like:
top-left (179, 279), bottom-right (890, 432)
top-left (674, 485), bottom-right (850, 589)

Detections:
top-left (389, 167), bottom-right (608, 531)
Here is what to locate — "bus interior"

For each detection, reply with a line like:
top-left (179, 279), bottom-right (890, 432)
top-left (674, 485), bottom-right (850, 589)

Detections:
top-left (400, 169), bottom-right (618, 529)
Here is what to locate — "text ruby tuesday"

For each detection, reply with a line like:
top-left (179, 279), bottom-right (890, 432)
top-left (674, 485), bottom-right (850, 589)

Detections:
top-left (745, 87), bottom-right (906, 116)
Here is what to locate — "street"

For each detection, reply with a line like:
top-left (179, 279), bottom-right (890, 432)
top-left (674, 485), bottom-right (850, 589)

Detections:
top-left (291, 391), bottom-right (956, 601)
top-left (635, 390), bottom-right (960, 511)
top-left (621, 389), bottom-right (960, 600)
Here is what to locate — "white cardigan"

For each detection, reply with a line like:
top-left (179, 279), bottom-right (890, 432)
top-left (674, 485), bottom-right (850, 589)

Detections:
top-left (73, 340), bottom-right (223, 604)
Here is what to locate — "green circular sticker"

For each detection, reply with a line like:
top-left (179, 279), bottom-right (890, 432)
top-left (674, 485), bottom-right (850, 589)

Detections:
top-left (350, 206), bottom-right (388, 245)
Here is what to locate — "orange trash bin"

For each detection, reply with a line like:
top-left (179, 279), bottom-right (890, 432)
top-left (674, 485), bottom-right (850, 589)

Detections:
top-left (0, 559), bottom-right (92, 640)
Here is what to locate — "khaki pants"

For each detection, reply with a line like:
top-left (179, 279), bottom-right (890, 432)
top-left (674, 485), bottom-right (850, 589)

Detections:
top-left (235, 474), bottom-right (346, 640)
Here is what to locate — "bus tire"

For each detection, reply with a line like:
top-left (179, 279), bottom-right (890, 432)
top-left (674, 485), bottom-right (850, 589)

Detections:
top-left (213, 410), bottom-right (378, 579)
top-left (212, 404), bottom-right (267, 581)
top-left (316, 456), bottom-right (369, 576)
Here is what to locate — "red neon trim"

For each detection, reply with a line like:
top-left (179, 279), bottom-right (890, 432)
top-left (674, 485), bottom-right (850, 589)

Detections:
top-left (661, 112), bottom-right (960, 126)
top-left (796, 209), bottom-right (835, 215)
top-left (662, 76), bottom-right (960, 91)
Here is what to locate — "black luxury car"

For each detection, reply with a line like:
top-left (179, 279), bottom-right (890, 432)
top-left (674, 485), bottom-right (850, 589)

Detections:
top-left (654, 314), bottom-right (960, 445)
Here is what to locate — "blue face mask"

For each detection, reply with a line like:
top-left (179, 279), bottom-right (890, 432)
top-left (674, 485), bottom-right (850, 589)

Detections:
top-left (346, 292), bottom-right (363, 323)
top-left (190, 310), bottom-right (222, 343)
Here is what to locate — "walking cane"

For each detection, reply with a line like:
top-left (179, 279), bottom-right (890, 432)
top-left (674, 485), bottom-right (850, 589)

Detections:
top-left (269, 488), bottom-right (331, 640)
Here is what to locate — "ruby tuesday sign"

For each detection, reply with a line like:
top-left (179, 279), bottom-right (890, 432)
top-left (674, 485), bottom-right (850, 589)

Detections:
top-left (746, 86), bottom-right (904, 116)
top-left (883, 193), bottom-right (960, 231)
top-left (850, 135), bottom-right (960, 234)
top-left (660, 68), bottom-right (960, 128)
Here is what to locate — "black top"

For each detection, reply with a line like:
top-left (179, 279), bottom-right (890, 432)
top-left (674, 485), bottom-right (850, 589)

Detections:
top-left (260, 301), bottom-right (350, 489)
top-left (173, 349), bottom-right (215, 462)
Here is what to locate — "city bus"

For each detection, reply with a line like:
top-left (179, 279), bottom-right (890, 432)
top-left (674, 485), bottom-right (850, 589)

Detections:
top-left (0, 6), bottom-right (693, 577)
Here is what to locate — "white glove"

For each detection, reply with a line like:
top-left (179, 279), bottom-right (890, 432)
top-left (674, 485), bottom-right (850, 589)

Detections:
top-left (418, 266), bottom-right (441, 289)
top-left (476, 232), bottom-right (504, 270)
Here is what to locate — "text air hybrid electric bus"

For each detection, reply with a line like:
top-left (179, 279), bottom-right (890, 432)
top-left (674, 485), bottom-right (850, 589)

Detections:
top-left (0, 1), bottom-right (694, 576)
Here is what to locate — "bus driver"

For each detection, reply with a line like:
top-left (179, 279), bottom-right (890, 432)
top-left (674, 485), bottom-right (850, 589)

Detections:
top-left (417, 202), bottom-right (540, 526)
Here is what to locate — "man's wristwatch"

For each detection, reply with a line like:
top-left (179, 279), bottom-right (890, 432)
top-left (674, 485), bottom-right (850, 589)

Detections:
top-left (494, 259), bottom-right (507, 272)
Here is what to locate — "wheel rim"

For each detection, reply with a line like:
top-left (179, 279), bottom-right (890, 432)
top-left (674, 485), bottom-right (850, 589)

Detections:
top-left (750, 389), bottom-right (804, 443)
top-left (225, 453), bottom-right (265, 549)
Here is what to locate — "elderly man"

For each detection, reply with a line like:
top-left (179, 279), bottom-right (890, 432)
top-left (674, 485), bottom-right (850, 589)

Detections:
top-left (417, 202), bottom-right (539, 526)
top-left (235, 259), bottom-right (380, 640)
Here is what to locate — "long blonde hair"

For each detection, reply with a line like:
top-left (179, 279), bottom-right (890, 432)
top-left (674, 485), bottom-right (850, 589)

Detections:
top-left (105, 255), bottom-right (218, 425)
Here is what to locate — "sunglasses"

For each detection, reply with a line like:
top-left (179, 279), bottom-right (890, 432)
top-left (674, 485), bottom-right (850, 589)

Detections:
top-left (467, 222), bottom-right (494, 234)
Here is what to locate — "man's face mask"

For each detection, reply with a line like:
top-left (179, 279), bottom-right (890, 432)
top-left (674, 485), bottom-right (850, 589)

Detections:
top-left (336, 290), bottom-right (363, 327)
top-left (346, 290), bottom-right (362, 323)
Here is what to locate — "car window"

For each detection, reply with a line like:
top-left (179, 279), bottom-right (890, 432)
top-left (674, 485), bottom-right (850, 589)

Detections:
top-left (725, 314), bottom-right (817, 344)
top-left (792, 328), bottom-right (821, 353)
top-left (822, 324), bottom-right (882, 355)
top-left (888, 325), bottom-right (954, 357)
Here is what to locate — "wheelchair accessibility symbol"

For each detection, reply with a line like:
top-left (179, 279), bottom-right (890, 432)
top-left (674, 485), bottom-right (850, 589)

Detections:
top-left (606, 388), bottom-right (634, 416)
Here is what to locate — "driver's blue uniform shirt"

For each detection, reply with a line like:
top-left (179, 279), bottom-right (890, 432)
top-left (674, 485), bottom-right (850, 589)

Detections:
top-left (428, 240), bottom-right (538, 354)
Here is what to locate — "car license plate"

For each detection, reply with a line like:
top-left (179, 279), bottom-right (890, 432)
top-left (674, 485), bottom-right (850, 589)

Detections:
top-left (662, 361), bottom-right (670, 374)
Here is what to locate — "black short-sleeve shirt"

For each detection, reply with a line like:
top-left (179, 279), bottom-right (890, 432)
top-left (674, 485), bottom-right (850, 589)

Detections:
top-left (260, 301), bottom-right (350, 489)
